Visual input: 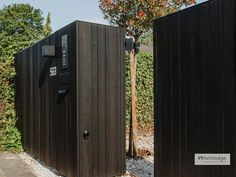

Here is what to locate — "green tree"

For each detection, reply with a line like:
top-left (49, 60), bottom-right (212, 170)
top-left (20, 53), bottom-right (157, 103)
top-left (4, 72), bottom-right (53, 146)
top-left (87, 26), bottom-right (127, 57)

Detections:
top-left (140, 30), bottom-right (153, 46)
top-left (43, 12), bottom-right (52, 37)
top-left (0, 4), bottom-right (45, 56)
top-left (99, 0), bottom-right (196, 157)
top-left (0, 3), bottom-right (46, 151)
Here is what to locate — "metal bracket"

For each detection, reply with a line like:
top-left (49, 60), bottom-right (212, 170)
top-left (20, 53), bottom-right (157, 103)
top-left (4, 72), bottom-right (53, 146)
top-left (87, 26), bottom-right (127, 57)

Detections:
top-left (125, 38), bottom-right (140, 53)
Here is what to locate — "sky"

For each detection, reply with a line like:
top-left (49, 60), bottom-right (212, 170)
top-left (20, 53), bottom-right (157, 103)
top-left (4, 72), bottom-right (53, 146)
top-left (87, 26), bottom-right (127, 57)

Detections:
top-left (0, 0), bottom-right (208, 32)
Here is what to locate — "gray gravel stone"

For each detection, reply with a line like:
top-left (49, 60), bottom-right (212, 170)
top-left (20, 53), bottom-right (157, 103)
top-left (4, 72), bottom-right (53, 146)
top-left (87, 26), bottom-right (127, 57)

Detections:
top-left (126, 132), bottom-right (154, 177)
top-left (19, 153), bottom-right (61, 177)
top-left (18, 131), bottom-right (154, 177)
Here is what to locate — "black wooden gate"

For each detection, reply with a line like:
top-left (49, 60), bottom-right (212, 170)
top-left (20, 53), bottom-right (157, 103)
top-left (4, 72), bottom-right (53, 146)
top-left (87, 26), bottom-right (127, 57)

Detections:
top-left (154, 0), bottom-right (236, 176)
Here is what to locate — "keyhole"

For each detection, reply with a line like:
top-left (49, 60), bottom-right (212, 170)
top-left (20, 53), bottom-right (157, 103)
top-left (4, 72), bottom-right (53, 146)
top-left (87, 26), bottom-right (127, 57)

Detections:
top-left (83, 130), bottom-right (89, 140)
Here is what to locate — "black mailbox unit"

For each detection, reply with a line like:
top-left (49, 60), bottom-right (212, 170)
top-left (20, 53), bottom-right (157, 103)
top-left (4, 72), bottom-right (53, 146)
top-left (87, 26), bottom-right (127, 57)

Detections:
top-left (154, 0), bottom-right (236, 176)
top-left (15, 21), bottom-right (126, 177)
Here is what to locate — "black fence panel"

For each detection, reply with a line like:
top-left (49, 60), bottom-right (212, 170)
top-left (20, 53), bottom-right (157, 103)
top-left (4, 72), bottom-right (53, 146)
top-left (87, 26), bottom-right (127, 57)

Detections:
top-left (154, 0), bottom-right (236, 176)
top-left (15, 21), bottom-right (126, 177)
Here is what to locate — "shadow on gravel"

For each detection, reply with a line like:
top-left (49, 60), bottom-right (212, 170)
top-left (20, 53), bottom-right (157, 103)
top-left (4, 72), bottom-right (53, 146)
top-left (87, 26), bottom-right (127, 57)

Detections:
top-left (126, 156), bottom-right (154, 177)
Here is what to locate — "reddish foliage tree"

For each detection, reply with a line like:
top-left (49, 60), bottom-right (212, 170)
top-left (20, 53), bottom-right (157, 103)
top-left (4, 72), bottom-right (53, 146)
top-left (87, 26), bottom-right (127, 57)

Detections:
top-left (100, 0), bottom-right (196, 41)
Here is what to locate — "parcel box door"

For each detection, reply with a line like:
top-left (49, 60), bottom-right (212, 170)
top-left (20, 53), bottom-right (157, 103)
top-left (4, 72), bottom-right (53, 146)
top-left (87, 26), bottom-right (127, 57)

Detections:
top-left (77, 23), bottom-right (126, 177)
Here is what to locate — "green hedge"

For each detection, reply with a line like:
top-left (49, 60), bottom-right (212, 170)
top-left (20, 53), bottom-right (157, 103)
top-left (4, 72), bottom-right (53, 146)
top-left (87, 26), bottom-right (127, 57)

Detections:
top-left (0, 3), bottom-right (46, 152)
top-left (125, 51), bottom-right (154, 129)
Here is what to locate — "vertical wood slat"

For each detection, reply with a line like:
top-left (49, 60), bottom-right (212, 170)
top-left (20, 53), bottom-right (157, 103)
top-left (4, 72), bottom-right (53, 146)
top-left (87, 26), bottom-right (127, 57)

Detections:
top-left (78, 22), bottom-right (93, 177)
top-left (153, 15), bottom-right (158, 177)
top-left (32, 43), bottom-right (36, 157)
top-left (215, 1), bottom-right (225, 176)
top-left (76, 21), bottom-right (80, 177)
top-left (97, 25), bottom-right (107, 177)
top-left (120, 28), bottom-right (126, 173)
top-left (185, 6), bottom-right (201, 177)
top-left (209, 1), bottom-right (220, 176)
top-left (70, 23), bottom-right (78, 177)
top-left (116, 27), bottom-right (122, 174)
top-left (29, 46), bottom-right (33, 155)
top-left (221, 0), bottom-right (236, 175)
top-left (44, 38), bottom-right (50, 165)
top-left (105, 26), bottom-right (119, 175)
top-left (26, 49), bottom-right (30, 151)
top-left (169, 13), bottom-right (180, 177)
top-left (178, 10), bottom-right (187, 177)
top-left (155, 15), bottom-right (171, 177)
top-left (40, 39), bottom-right (45, 162)
top-left (48, 35), bottom-right (56, 170)
top-left (91, 24), bottom-right (99, 177)
top-left (154, 0), bottom-right (236, 176)
top-left (35, 42), bottom-right (40, 159)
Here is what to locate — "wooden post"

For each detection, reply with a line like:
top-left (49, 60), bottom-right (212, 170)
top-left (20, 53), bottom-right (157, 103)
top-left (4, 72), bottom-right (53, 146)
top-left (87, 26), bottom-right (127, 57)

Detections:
top-left (128, 48), bottom-right (137, 157)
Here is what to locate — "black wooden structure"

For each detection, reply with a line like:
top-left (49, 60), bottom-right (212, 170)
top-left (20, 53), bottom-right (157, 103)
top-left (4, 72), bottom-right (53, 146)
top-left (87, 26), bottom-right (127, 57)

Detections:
top-left (15, 21), bottom-right (126, 177)
top-left (154, 0), bottom-right (236, 176)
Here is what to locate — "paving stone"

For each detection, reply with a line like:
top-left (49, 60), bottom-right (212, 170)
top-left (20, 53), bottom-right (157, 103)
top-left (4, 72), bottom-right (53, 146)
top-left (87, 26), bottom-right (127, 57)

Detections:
top-left (0, 152), bottom-right (36, 177)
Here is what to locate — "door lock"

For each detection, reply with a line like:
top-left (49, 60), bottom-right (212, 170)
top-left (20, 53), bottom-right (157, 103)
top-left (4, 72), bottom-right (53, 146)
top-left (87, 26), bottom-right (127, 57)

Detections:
top-left (83, 130), bottom-right (89, 140)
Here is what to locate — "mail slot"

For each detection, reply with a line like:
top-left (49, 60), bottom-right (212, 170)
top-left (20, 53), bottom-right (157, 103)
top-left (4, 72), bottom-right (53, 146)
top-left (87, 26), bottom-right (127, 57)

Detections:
top-left (15, 21), bottom-right (126, 177)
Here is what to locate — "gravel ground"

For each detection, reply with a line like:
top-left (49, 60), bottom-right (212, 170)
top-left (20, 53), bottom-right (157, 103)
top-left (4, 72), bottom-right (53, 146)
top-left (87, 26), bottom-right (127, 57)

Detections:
top-left (18, 131), bottom-right (154, 177)
top-left (19, 153), bottom-right (62, 177)
top-left (126, 131), bottom-right (154, 177)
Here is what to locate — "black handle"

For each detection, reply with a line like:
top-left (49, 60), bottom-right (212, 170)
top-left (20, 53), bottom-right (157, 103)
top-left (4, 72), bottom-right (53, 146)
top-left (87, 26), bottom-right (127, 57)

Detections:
top-left (57, 89), bottom-right (68, 103)
top-left (83, 130), bottom-right (89, 140)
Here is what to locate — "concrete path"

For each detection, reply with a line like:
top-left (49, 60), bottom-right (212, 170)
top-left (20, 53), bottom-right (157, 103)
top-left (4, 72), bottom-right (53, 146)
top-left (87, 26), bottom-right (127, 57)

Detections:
top-left (0, 152), bottom-right (36, 177)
